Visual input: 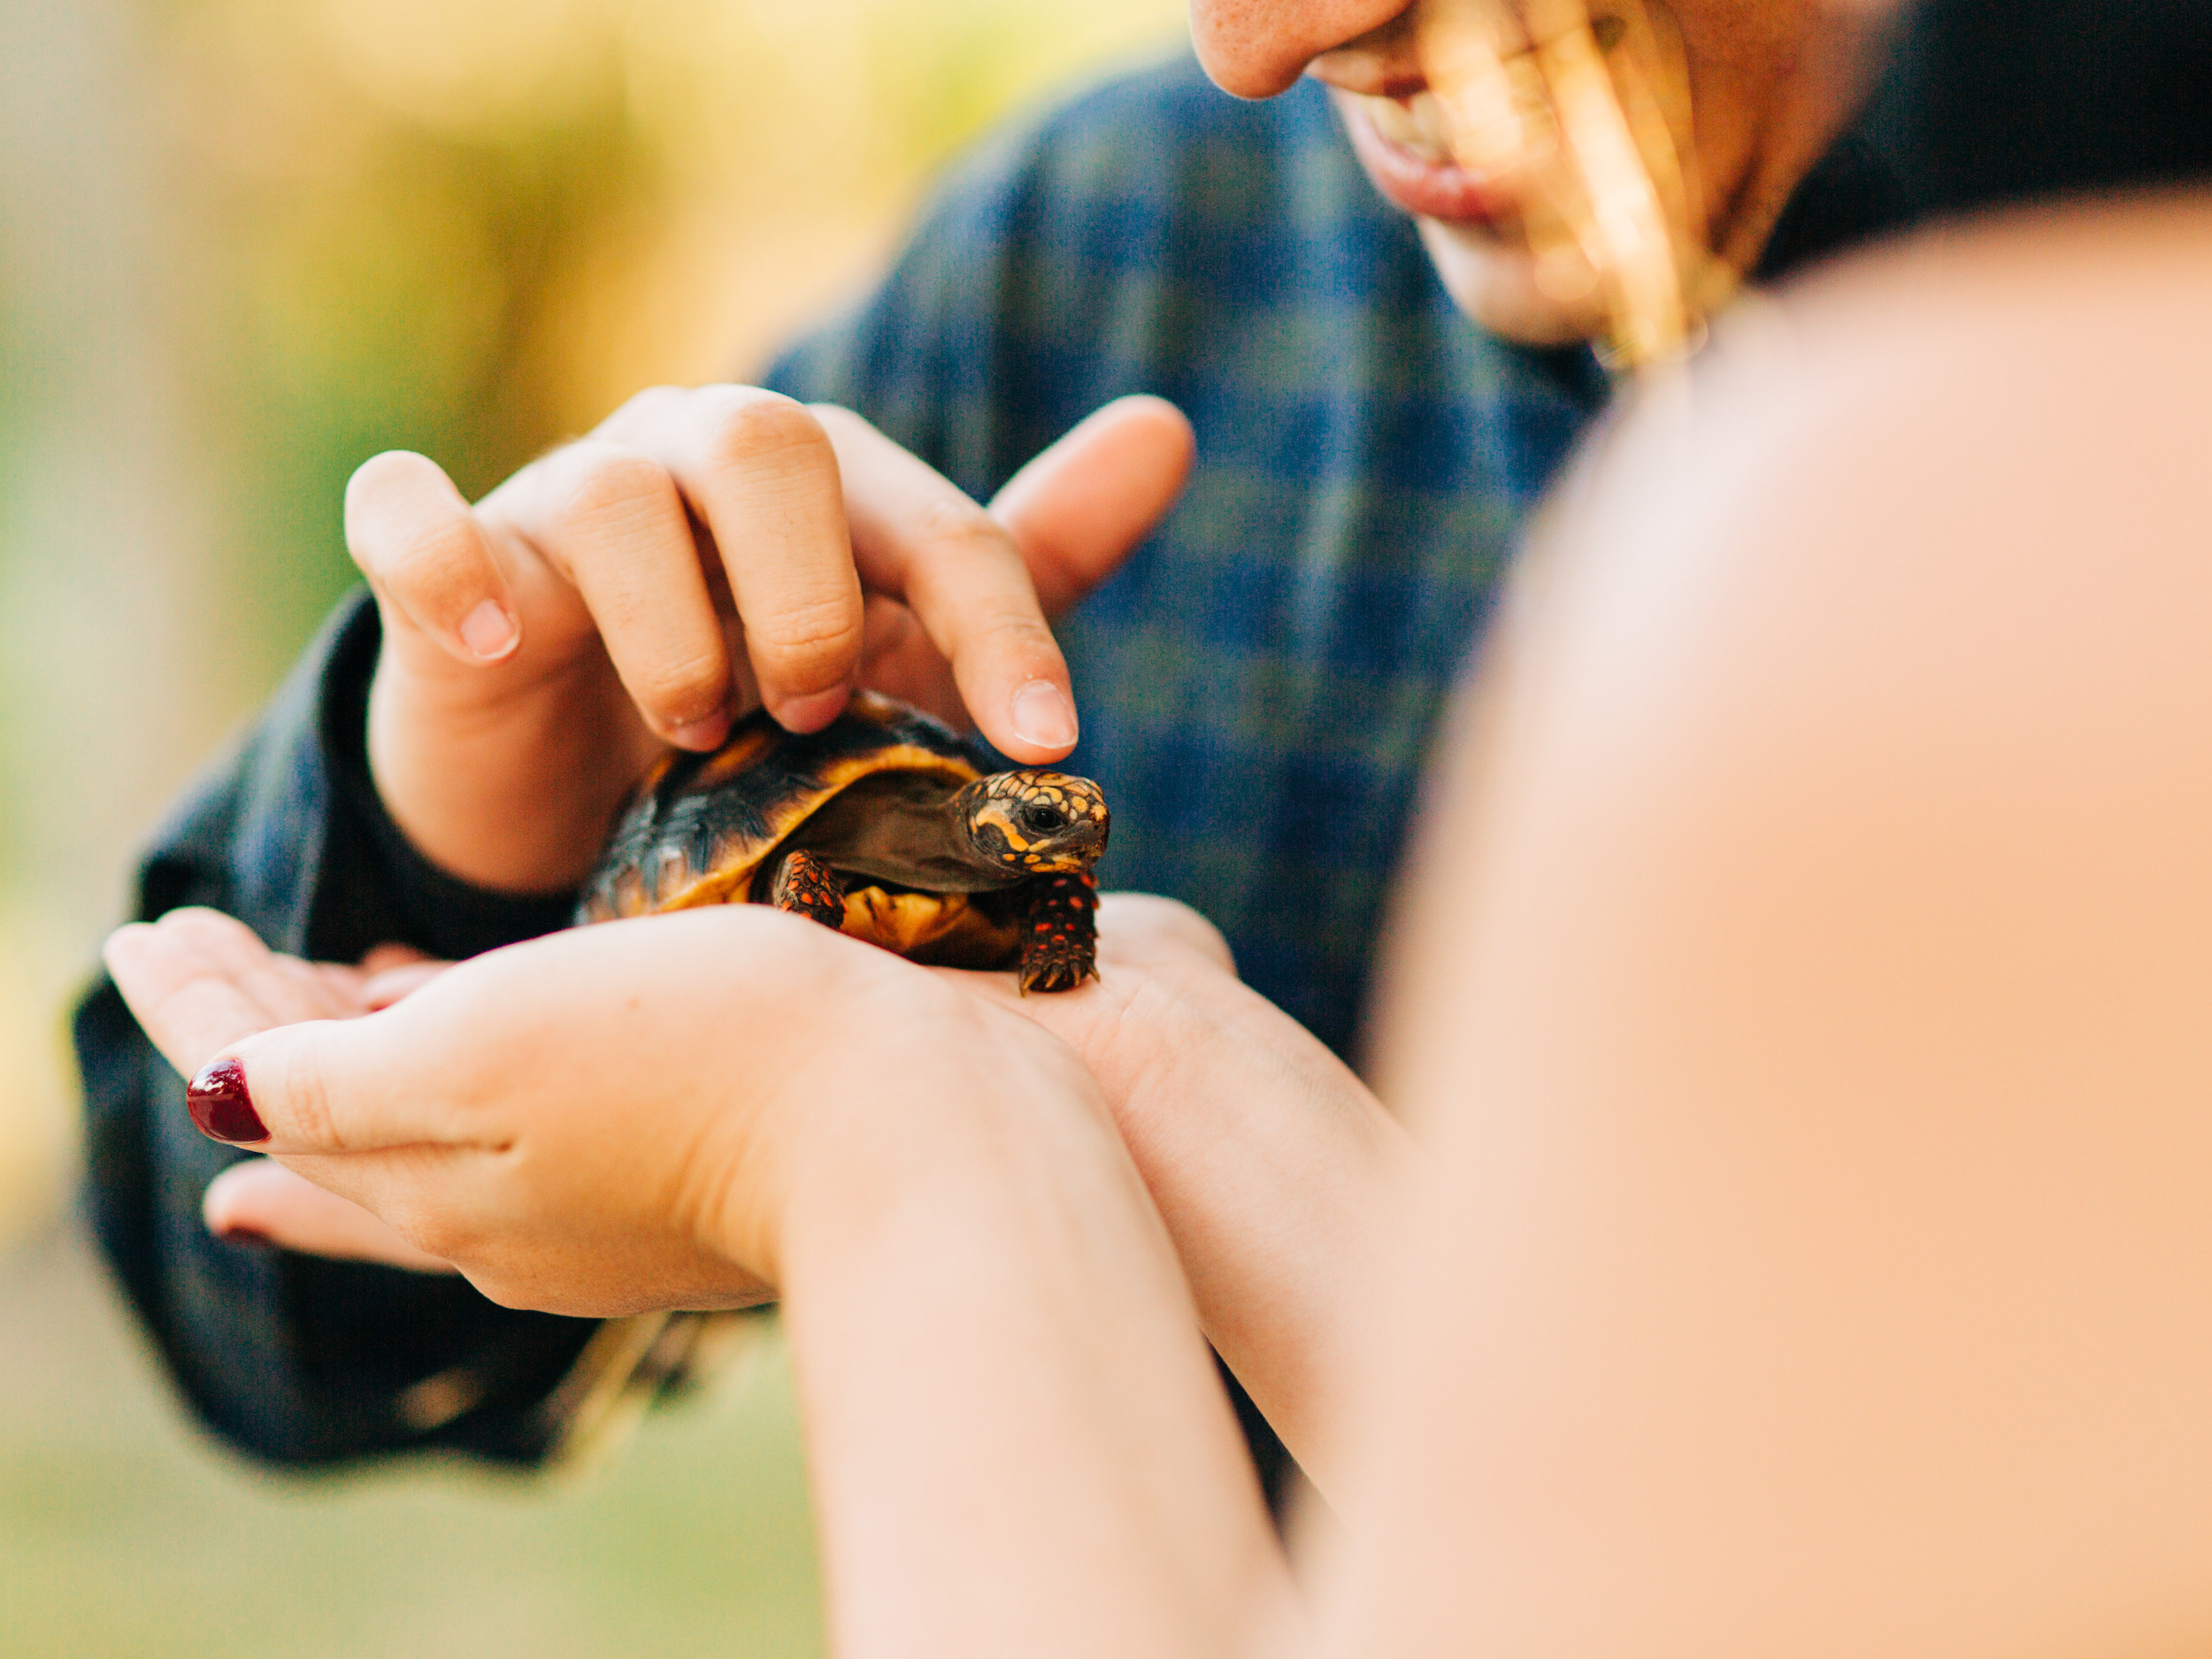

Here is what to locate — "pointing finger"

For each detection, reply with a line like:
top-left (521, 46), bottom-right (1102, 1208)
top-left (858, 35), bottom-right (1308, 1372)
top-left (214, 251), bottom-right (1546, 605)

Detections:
top-left (812, 404), bottom-right (1078, 764)
top-left (989, 396), bottom-right (1195, 617)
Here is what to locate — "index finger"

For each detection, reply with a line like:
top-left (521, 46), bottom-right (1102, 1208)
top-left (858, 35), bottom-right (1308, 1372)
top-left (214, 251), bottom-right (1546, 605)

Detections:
top-left (811, 405), bottom-right (1079, 764)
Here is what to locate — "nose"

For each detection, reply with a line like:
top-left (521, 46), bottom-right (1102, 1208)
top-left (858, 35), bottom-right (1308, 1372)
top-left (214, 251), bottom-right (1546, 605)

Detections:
top-left (1188, 0), bottom-right (1420, 99)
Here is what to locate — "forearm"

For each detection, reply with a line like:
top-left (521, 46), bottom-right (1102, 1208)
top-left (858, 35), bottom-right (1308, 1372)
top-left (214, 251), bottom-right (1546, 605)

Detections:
top-left (773, 1063), bottom-right (1295, 1659)
top-left (965, 902), bottom-right (1420, 1494)
top-left (1102, 971), bottom-right (1416, 1497)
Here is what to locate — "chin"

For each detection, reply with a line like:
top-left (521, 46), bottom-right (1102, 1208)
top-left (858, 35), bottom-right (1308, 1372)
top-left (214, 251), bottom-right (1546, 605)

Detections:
top-left (1416, 219), bottom-right (1609, 347)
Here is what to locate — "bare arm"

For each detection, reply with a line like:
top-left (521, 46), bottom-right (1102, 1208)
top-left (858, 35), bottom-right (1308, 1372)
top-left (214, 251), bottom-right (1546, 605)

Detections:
top-left (955, 897), bottom-right (1418, 1497)
top-left (776, 1015), bottom-right (1294, 1659)
top-left (106, 906), bottom-right (1296, 1658)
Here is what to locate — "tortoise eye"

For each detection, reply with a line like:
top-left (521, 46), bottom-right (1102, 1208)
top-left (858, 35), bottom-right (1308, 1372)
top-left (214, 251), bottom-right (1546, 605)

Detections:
top-left (1019, 803), bottom-right (1068, 835)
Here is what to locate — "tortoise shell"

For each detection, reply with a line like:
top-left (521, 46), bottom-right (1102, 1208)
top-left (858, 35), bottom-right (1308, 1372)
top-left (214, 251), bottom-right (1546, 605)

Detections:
top-left (578, 691), bottom-right (1108, 987)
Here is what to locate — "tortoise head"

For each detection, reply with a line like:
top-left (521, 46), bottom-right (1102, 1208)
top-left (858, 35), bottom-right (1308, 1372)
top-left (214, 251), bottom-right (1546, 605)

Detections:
top-left (955, 771), bottom-right (1110, 876)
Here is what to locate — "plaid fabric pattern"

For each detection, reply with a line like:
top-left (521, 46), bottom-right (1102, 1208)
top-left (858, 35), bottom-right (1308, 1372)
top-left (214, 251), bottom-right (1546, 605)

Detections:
top-left (766, 57), bottom-right (1609, 1053)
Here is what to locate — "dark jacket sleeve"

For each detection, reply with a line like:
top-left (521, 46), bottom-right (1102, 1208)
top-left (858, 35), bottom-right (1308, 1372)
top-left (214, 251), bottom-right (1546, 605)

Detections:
top-left (74, 592), bottom-right (600, 1466)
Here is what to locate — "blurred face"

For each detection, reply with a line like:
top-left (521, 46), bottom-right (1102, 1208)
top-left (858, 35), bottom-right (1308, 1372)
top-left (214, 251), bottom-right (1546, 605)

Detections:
top-left (1188, 0), bottom-right (1862, 343)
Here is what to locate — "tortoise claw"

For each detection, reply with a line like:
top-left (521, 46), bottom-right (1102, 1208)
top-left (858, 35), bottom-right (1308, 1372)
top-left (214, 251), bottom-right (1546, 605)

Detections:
top-left (1017, 872), bottom-right (1098, 995)
top-left (1017, 957), bottom-right (1095, 996)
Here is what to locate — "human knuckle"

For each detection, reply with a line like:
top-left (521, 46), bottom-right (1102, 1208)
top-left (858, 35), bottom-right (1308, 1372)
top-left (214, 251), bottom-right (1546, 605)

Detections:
top-left (703, 391), bottom-right (830, 472)
top-left (751, 592), bottom-right (864, 666)
top-left (287, 1068), bottom-right (343, 1152)
top-left (385, 516), bottom-right (488, 607)
top-left (551, 445), bottom-right (673, 531)
top-left (630, 644), bottom-right (730, 712)
top-left (910, 492), bottom-right (1006, 560)
top-left (979, 608), bottom-right (1057, 655)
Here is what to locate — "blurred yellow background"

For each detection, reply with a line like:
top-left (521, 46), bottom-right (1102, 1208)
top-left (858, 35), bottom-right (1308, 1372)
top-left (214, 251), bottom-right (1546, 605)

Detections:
top-left (0, 0), bottom-right (1183, 1649)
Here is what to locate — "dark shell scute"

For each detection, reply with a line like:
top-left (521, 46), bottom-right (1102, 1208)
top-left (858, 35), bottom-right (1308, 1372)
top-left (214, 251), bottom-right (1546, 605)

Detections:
top-left (579, 695), bottom-right (991, 921)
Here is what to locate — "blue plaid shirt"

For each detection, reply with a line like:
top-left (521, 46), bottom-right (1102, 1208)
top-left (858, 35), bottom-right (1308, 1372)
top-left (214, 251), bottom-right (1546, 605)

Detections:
top-left (763, 60), bottom-right (1611, 1052)
top-left (75, 54), bottom-right (1907, 1465)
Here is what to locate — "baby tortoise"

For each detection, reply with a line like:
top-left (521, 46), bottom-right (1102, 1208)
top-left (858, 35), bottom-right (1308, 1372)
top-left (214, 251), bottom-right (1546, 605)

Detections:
top-left (579, 691), bottom-right (1109, 993)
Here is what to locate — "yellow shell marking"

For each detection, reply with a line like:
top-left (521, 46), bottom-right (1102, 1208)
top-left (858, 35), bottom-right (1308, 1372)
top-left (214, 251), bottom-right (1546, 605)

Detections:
top-left (643, 741), bottom-right (981, 913)
top-left (841, 887), bottom-right (966, 953)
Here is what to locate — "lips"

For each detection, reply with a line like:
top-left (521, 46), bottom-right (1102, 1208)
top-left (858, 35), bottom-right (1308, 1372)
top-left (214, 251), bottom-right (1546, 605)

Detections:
top-left (1337, 91), bottom-right (1518, 227)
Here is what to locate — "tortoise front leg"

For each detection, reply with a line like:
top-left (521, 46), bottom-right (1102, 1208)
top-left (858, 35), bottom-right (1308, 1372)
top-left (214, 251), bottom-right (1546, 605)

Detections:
top-left (1017, 872), bottom-right (1099, 994)
top-left (768, 849), bottom-right (846, 929)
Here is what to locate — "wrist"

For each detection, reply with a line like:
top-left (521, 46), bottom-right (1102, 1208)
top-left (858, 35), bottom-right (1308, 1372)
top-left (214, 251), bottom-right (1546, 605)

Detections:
top-left (753, 1010), bottom-right (1119, 1297)
top-left (1059, 953), bottom-right (1411, 1487)
top-left (365, 649), bottom-right (650, 891)
top-left (748, 1002), bottom-right (1279, 1659)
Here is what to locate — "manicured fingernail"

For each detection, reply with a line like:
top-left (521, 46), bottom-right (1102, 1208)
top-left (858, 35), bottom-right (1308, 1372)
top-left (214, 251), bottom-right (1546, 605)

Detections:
top-left (1010, 680), bottom-right (1077, 750)
top-left (217, 1225), bottom-right (273, 1249)
top-left (457, 597), bottom-right (518, 661)
top-left (777, 687), bottom-right (849, 733)
top-left (187, 1058), bottom-right (269, 1146)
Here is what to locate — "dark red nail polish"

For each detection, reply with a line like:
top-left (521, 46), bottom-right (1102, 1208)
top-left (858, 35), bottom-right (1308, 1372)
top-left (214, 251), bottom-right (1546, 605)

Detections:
top-left (187, 1058), bottom-right (269, 1145)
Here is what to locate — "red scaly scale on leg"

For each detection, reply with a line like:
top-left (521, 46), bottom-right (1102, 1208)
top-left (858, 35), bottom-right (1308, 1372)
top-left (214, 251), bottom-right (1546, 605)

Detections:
top-left (769, 849), bottom-right (846, 930)
top-left (1016, 872), bottom-right (1100, 995)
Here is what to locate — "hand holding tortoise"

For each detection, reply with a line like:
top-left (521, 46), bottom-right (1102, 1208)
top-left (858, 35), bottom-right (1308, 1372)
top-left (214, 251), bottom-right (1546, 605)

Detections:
top-left (113, 890), bottom-right (1415, 1498)
top-left (105, 903), bottom-right (1096, 1314)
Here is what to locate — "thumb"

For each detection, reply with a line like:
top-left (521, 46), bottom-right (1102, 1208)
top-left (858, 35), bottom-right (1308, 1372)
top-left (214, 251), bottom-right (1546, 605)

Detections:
top-left (990, 396), bottom-right (1194, 616)
top-left (182, 1001), bottom-right (443, 1156)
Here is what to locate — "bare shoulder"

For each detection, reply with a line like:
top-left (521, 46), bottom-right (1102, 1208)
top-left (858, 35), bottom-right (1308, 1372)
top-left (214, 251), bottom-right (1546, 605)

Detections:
top-left (1458, 191), bottom-right (2212, 905)
top-left (1374, 196), bottom-right (2212, 1118)
top-left (1345, 196), bottom-right (2212, 1658)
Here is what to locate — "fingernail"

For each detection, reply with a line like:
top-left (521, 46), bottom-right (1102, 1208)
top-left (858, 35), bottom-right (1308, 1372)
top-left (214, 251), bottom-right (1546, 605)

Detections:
top-left (668, 712), bottom-right (731, 751)
top-left (457, 597), bottom-right (518, 661)
top-left (187, 1058), bottom-right (270, 1146)
top-left (217, 1225), bottom-right (274, 1250)
top-left (1010, 680), bottom-right (1078, 750)
top-left (777, 687), bottom-right (849, 733)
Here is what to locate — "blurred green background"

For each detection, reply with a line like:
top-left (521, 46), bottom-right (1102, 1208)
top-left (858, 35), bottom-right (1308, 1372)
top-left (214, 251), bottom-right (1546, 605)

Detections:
top-left (0, 0), bottom-right (1183, 1650)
